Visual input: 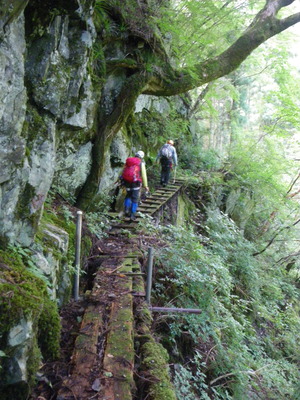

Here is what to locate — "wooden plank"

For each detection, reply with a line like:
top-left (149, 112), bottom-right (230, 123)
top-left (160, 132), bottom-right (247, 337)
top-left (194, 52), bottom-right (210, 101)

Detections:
top-left (103, 261), bottom-right (135, 400)
top-left (57, 270), bottom-right (106, 398)
top-left (155, 190), bottom-right (178, 194)
top-left (139, 204), bottom-right (159, 209)
top-left (149, 196), bottom-right (171, 200)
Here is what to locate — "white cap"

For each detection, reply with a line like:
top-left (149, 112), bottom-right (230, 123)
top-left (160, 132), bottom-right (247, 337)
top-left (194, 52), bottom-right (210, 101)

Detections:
top-left (135, 150), bottom-right (145, 158)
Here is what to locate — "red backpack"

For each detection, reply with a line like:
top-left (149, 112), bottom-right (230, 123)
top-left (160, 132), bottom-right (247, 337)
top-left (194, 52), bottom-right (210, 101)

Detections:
top-left (122, 157), bottom-right (142, 183)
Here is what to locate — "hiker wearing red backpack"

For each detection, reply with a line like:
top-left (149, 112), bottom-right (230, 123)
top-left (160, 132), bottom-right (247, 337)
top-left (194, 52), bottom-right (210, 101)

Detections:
top-left (156, 140), bottom-right (178, 186)
top-left (120, 151), bottom-right (149, 221)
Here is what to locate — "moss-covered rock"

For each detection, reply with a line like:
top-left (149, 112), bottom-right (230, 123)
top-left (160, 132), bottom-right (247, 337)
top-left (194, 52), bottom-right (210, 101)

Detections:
top-left (0, 249), bottom-right (60, 396)
top-left (38, 296), bottom-right (61, 360)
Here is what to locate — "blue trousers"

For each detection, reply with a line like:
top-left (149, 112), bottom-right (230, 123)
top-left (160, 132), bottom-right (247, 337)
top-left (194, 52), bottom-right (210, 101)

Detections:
top-left (124, 183), bottom-right (141, 214)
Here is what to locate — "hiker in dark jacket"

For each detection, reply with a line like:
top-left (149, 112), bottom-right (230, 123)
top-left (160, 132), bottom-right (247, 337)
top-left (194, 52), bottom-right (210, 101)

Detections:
top-left (156, 140), bottom-right (177, 186)
top-left (120, 151), bottom-right (148, 221)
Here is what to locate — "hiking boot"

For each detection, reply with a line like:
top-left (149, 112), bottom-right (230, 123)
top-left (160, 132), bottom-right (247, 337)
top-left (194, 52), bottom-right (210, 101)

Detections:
top-left (130, 213), bottom-right (136, 221)
top-left (125, 208), bottom-right (131, 217)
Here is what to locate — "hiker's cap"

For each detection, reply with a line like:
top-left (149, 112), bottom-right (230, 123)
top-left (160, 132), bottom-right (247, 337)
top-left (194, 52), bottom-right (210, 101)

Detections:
top-left (167, 140), bottom-right (174, 145)
top-left (135, 150), bottom-right (145, 159)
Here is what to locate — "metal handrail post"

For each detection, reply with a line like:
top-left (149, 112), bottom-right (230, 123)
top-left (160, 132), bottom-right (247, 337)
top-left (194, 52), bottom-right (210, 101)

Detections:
top-left (74, 210), bottom-right (83, 301)
top-left (146, 247), bottom-right (154, 304)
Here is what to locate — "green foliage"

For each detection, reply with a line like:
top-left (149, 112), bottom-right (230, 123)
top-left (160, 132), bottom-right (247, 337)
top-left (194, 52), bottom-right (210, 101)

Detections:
top-left (94, 191), bottom-right (112, 213)
top-left (82, 192), bottom-right (111, 238)
top-left (85, 211), bottom-right (108, 239)
top-left (150, 205), bottom-right (300, 399)
top-left (127, 106), bottom-right (189, 161)
top-left (7, 244), bottom-right (50, 287)
top-left (180, 145), bottom-right (221, 172)
top-left (46, 185), bottom-right (76, 206)
top-left (174, 352), bottom-right (210, 400)
top-left (157, 0), bottom-right (257, 68)
top-left (223, 132), bottom-right (300, 242)
top-left (90, 41), bottom-right (106, 84)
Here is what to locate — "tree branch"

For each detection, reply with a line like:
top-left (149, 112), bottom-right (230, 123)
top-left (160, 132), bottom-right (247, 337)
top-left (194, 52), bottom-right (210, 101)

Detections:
top-left (187, 83), bottom-right (212, 118)
top-left (253, 217), bottom-right (300, 256)
top-left (143, 0), bottom-right (300, 96)
top-left (286, 171), bottom-right (300, 196)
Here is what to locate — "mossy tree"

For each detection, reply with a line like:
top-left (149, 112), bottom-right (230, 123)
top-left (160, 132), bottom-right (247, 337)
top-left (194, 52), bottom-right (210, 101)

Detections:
top-left (76, 0), bottom-right (300, 209)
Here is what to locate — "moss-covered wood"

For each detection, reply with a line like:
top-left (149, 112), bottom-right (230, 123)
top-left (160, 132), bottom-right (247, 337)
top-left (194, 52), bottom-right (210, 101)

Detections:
top-left (103, 259), bottom-right (135, 400)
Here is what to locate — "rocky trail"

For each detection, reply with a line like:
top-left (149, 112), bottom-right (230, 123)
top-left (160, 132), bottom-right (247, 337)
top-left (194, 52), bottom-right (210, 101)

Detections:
top-left (30, 182), bottom-right (184, 400)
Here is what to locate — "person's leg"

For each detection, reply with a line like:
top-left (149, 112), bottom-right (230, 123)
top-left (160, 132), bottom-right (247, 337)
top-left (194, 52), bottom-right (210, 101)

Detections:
top-left (124, 187), bottom-right (132, 216)
top-left (160, 165), bottom-right (165, 184)
top-left (161, 162), bottom-right (168, 185)
top-left (130, 186), bottom-right (141, 221)
top-left (165, 165), bottom-right (171, 185)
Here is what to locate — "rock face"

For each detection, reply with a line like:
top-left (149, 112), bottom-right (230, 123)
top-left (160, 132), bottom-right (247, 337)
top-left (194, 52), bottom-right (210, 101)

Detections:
top-left (5, 318), bottom-right (33, 385)
top-left (0, 0), bottom-right (98, 390)
top-left (0, 0), bottom-right (192, 245)
top-left (0, 0), bottom-right (193, 392)
top-left (0, 0), bottom-right (99, 246)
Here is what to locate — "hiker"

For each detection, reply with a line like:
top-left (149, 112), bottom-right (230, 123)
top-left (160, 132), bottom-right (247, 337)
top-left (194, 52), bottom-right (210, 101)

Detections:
top-left (156, 140), bottom-right (177, 186)
top-left (120, 150), bottom-right (149, 221)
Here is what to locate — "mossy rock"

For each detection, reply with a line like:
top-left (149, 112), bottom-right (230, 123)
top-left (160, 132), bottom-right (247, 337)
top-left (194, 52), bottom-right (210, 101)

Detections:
top-left (0, 250), bottom-right (61, 394)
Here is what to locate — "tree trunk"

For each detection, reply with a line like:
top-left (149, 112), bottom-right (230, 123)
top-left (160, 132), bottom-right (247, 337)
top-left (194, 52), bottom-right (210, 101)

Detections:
top-left (76, 72), bottom-right (151, 209)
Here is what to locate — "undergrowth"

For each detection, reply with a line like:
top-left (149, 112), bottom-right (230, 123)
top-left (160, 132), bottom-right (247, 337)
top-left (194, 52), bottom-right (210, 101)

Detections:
top-left (142, 209), bottom-right (300, 399)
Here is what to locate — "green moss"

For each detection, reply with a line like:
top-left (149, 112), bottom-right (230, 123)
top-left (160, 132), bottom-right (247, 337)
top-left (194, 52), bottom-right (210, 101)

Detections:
top-left (26, 105), bottom-right (48, 142)
top-left (0, 250), bottom-right (47, 334)
top-left (82, 235), bottom-right (92, 260)
top-left (0, 249), bottom-right (61, 393)
top-left (141, 339), bottom-right (177, 400)
top-left (35, 208), bottom-right (76, 305)
top-left (27, 336), bottom-right (42, 385)
top-left (38, 296), bottom-right (61, 360)
top-left (15, 183), bottom-right (36, 219)
top-left (136, 303), bottom-right (152, 326)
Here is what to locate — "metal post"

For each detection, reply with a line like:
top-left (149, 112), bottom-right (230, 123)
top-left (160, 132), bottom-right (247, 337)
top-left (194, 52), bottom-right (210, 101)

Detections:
top-left (74, 210), bottom-right (83, 301)
top-left (150, 307), bottom-right (202, 314)
top-left (146, 247), bottom-right (154, 304)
